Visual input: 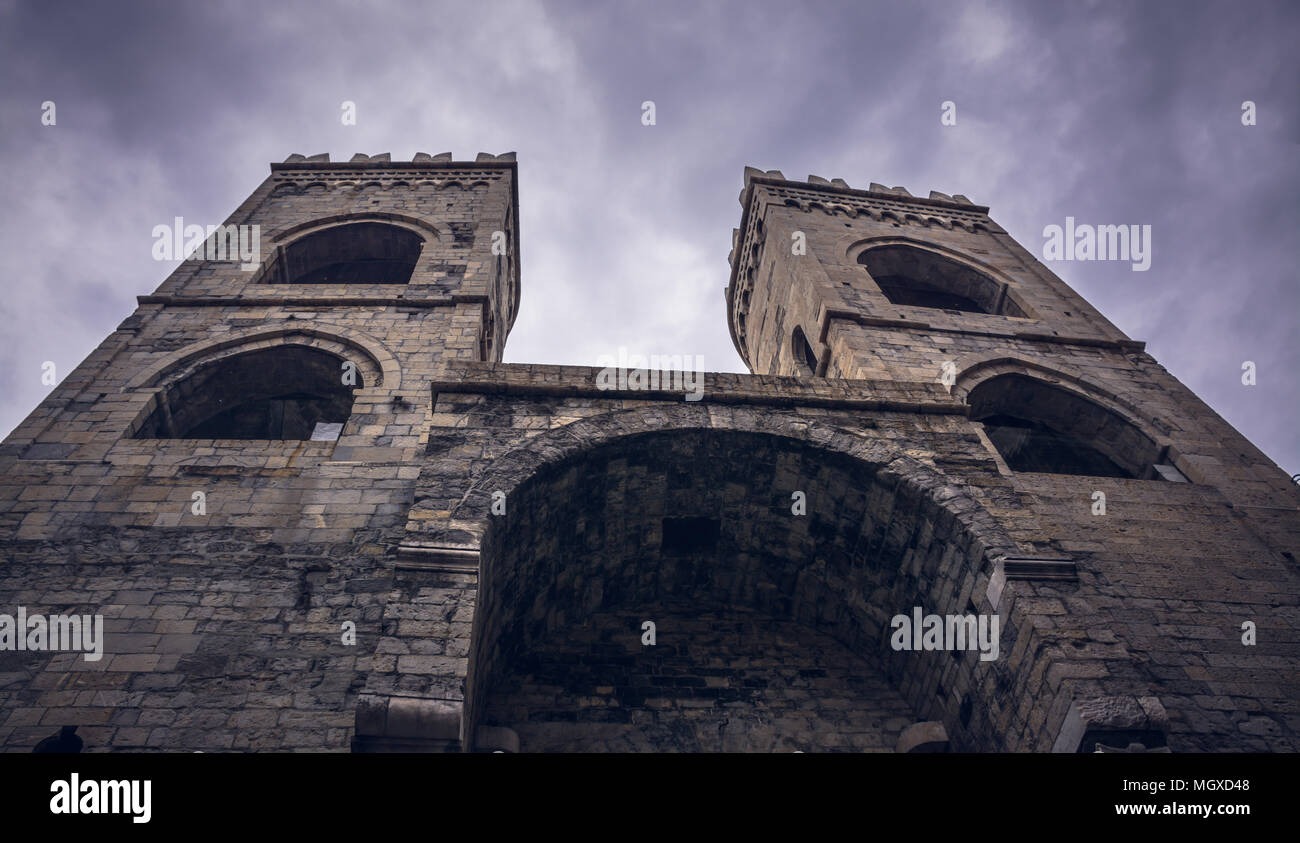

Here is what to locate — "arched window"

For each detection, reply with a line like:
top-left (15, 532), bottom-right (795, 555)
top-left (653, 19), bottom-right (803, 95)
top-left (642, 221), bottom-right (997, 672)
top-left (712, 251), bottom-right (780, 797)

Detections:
top-left (261, 222), bottom-right (423, 284)
top-left (134, 346), bottom-right (361, 439)
top-left (968, 374), bottom-right (1163, 478)
top-left (791, 326), bottom-right (818, 376)
top-left (858, 245), bottom-right (1026, 317)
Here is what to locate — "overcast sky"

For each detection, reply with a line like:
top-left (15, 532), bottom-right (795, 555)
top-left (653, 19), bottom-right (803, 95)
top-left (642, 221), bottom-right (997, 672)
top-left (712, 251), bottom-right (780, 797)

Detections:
top-left (1, 0), bottom-right (1296, 475)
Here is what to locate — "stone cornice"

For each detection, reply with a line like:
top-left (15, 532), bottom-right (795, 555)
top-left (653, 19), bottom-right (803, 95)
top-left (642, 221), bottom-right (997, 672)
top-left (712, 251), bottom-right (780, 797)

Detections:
top-left (136, 293), bottom-right (491, 309)
top-left (822, 309), bottom-right (1146, 352)
top-left (428, 360), bottom-right (970, 415)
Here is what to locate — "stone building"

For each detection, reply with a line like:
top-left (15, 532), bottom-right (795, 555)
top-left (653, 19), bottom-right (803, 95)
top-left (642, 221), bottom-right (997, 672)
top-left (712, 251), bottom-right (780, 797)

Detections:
top-left (0, 154), bottom-right (1296, 753)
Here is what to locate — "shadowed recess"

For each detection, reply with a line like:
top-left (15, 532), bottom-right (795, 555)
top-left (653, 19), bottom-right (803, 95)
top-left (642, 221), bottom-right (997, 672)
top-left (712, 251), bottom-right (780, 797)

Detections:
top-left (859, 245), bottom-right (1026, 317)
top-left (261, 222), bottom-right (423, 284)
top-left (134, 346), bottom-right (361, 439)
top-left (968, 374), bottom-right (1162, 478)
top-left (469, 428), bottom-right (1000, 752)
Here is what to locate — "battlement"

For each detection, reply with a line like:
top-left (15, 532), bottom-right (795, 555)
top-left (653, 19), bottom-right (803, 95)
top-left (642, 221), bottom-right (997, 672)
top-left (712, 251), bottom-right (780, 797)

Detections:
top-left (274, 151), bottom-right (518, 169)
top-left (739, 166), bottom-right (986, 212)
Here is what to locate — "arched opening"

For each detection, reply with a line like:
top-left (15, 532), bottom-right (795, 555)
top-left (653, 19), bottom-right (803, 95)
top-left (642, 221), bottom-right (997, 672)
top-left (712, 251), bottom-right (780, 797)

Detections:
top-left (858, 244), bottom-right (1026, 317)
top-left (262, 222), bottom-right (423, 284)
top-left (134, 346), bottom-right (362, 439)
top-left (968, 374), bottom-right (1162, 478)
top-left (791, 326), bottom-right (818, 376)
top-left (467, 429), bottom-right (1002, 752)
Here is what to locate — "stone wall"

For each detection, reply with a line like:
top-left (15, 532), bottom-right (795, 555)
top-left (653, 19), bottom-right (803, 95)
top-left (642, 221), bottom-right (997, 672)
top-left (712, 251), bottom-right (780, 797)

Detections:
top-left (0, 155), bottom-right (517, 752)
top-left (1, 164), bottom-right (1295, 754)
top-left (482, 607), bottom-right (917, 752)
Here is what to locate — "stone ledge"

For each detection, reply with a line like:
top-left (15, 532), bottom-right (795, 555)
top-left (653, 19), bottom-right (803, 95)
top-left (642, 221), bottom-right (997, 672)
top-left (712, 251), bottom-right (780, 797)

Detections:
top-left (987, 556), bottom-right (1077, 610)
top-left (896, 721), bottom-right (950, 753)
top-left (137, 295), bottom-right (461, 308)
top-left (396, 543), bottom-right (480, 574)
top-left (1000, 555), bottom-right (1078, 581)
top-left (822, 308), bottom-right (1146, 352)
top-left (429, 361), bottom-right (968, 415)
top-left (352, 693), bottom-right (462, 752)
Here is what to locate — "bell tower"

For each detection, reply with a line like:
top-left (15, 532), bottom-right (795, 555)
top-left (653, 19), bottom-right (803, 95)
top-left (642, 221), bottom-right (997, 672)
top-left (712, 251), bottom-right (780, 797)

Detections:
top-left (726, 167), bottom-right (1298, 520)
top-left (0, 152), bottom-right (522, 752)
top-left (2, 151), bottom-right (519, 466)
top-left (726, 168), bottom-right (1141, 381)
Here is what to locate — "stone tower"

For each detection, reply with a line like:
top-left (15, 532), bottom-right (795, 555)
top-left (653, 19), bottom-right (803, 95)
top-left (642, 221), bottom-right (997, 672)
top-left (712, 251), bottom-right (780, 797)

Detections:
top-left (0, 159), bottom-right (1296, 753)
top-left (0, 152), bottom-right (520, 751)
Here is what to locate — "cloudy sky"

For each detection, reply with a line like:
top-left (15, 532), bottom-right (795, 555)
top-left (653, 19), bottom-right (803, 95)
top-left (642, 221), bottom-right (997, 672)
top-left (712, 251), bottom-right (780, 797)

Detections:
top-left (1, 0), bottom-right (1296, 474)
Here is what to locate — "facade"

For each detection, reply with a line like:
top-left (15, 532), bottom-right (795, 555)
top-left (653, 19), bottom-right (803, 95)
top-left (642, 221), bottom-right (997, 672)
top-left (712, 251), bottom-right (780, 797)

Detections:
top-left (0, 154), bottom-right (1296, 753)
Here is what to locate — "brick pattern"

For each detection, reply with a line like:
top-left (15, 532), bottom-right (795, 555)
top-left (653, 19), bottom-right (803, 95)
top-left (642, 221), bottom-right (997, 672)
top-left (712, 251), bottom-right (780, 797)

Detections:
top-left (0, 158), bottom-right (516, 751)
top-left (0, 528), bottom-right (389, 751)
top-left (483, 608), bottom-right (916, 752)
top-left (1, 163), bottom-right (1296, 754)
top-left (719, 173), bottom-right (1300, 751)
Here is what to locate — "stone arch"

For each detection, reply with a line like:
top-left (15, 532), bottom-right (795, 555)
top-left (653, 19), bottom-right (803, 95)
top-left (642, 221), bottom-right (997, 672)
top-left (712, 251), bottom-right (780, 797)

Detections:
top-left (952, 354), bottom-right (1168, 439)
top-left (122, 325), bottom-right (398, 392)
top-left (440, 405), bottom-right (1024, 752)
top-left (132, 344), bottom-right (363, 440)
top-left (255, 215), bottom-right (444, 287)
top-left (847, 238), bottom-right (1031, 318)
top-left (271, 221), bottom-right (423, 284)
top-left (791, 325), bottom-right (819, 376)
top-left (954, 359), bottom-right (1169, 478)
top-left (436, 405), bottom-right (1014, 547)
top-left (122, 328), bottom-right (398, 440)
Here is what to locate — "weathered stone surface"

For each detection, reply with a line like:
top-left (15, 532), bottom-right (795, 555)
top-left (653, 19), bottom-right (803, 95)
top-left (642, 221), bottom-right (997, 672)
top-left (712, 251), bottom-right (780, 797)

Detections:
top-left (0, 161), bottom-right (1295, 754)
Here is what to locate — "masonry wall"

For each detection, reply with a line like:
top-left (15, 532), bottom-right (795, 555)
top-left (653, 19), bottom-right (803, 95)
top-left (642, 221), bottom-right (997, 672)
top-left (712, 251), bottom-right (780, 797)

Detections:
top-left (482, 607), bottom-right (917, 752)
top-left (0, 155), bottom-right (517, 751)
top-left (423, 363), bottom-right (1299, 752)
top-left (723, 174), bottom-right (1300, 751)
top-left (1, 164), bottom-right (1295, 754)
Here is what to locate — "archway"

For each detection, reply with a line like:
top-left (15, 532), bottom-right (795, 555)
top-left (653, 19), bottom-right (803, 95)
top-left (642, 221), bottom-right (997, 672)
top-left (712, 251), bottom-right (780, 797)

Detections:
top-left (133, 344), bottom-right (361, 439)
top-left (464, 425), bottom-right (1017, 752)
top-left (857, 243), bottom-right (1026, 317)
top-left (967, 373), bottom-right (1164, 478)
top-left (261, 221), bottom-right (424, 284)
